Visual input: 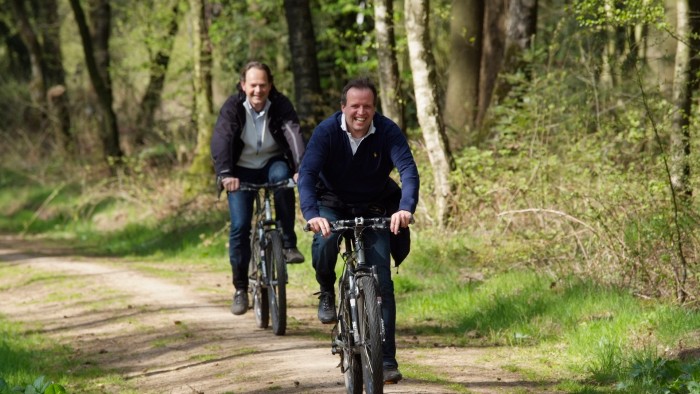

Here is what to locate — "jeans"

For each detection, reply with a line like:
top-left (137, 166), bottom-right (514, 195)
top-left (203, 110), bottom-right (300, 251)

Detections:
top-left (312, 205), bottom-right (398, 368)
top-left (227, 158), bottom-right (297, 291)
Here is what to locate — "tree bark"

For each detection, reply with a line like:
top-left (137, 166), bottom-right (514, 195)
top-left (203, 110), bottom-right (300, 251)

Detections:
top-left (284, 0), bottom-right (323, 140)
top-left (69, 0), bottom-right (123, 160)
top-left (8, 0), bottom-right (46, 106)
top-left (496, 0), bottom-right (537, 101)
top-left (405, 0), bottom-right (454, 227)
top-left (476, 0), bottom-right (507, 130)
top-left (373, 0), bottom-right (404, 130)
top-left (444, 0), bottom-right (483, 148)
top-left (186, 0), bottom-right (215, 194)
top-left (134, 1), bottom-right (182, 147)
top-left (670, 0), bottom-right (692, 202)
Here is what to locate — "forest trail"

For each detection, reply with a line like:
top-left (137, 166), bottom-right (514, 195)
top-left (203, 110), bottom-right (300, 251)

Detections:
top-left (0, 238), bottom-right (558, 393)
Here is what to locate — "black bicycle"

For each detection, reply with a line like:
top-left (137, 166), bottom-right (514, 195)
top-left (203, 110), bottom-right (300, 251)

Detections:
top-left (240, 179), bottom-right (295, 336)
top-left (305, 217), bottom-right (392, 394)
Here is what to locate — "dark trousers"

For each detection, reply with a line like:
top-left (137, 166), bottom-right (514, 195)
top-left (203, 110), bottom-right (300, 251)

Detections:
top-left (227, 158), bottom-right (296, 290)
top-left (312, 205), bottom-right (398, 368)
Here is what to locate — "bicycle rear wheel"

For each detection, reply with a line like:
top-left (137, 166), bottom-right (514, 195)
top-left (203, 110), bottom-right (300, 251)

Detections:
top-left (357, 276), bottom-right (384, 393)
top-left (266, 231), bottom-right (287, 335)
top-left (339, 283), bottom-right (363, 394)
top-left (250, 231), bottom-right (269, 329)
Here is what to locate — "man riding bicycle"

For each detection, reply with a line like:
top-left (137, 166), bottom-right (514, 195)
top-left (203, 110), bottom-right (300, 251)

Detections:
top-left (298, 77), bottom-right (420, 384)
top-left (211, 61), bottom-right (306, 316)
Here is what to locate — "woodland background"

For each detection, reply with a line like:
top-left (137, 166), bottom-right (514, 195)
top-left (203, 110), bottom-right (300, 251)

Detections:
top-left (2, 0), bottom-right (700, 307)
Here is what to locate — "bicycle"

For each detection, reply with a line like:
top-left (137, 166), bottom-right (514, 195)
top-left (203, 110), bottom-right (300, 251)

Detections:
top-left (305, 216), bottom-right (393, 394)
top-left (239, 178), bottom-right (295, 336)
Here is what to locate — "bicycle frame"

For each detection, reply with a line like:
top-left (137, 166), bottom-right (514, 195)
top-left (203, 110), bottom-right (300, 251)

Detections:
top-left (240, 179), bottom-right (294, 335)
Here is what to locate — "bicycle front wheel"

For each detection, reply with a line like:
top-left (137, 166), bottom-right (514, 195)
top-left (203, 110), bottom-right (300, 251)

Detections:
top-left (250, 230), bottom-right (269, 329)
top-left (357, 276), bottom-right (384, 393)
top-left (266, 231), bottom-right (287, 335)
top-left (339, 282), bottom-right (363, 394)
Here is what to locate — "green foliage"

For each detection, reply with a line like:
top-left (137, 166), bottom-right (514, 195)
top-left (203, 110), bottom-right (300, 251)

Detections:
top-left (573, 0), bottom-right (666, 28)
top-left (0, 376), bottom-right (67, 394)
top-left (616, 357), bottom-right (700, 394)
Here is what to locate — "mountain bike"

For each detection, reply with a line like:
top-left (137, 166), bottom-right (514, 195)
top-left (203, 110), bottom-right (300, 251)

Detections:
top-left (306, 217), bottom-right (391, 394)
top-left (240, 178), bottom-right (295, 336)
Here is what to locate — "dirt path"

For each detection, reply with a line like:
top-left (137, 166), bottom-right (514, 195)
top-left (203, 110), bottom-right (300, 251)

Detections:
top-left (0, 238), bottom-right (556, 393)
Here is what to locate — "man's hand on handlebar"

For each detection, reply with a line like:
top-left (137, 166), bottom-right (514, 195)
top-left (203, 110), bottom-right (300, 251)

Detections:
top-left (306, 217), bottom-right (332, 238)
top-left (390, 210), bottom-right (413, 235)
top-left (221, 176), bottom-right (240, 192)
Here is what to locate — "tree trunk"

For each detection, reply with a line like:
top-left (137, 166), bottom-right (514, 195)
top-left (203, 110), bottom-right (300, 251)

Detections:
top-left (134, 1), bottom-right (182, 147)
top-left (670, 0), bottom-right (692, 202)
top-left (496, 0), bottom-right (537, 101)
top-left (405, 0), bottom-right (454, 227)
top-left (186, 0), bottom-right (215, 194)
top-left (444, 0), bottom-right (483, 148)
top-left (373, 0), bottom-right (404, 131)
top-left (284, 0), bottom-right (323, 140)
top-left (40, 0), bottom-right (71, 149)
top-left (8, 0), bottom-right (46, 107)
top-left (476, 0), bottom-right (507, 130)
top-left (69, 0), bottom-right (123, 161)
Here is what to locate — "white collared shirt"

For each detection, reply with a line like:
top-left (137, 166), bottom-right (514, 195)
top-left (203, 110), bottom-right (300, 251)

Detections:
top-left (341, 113), bottom-right (375, 155)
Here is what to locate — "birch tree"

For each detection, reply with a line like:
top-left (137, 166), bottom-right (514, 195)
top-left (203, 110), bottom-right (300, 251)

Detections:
top-left (405, 0), bottom-right (454, 226)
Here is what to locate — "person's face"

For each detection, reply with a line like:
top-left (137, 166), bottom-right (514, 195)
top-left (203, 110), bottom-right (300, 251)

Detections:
top-left (341, 87), bottom-right (375, 136)
top-left (241, 68), bottom-right (271, 112)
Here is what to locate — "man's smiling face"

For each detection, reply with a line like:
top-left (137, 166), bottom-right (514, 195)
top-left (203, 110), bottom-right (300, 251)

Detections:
top-left (341, 87), bottom-right (375, 137)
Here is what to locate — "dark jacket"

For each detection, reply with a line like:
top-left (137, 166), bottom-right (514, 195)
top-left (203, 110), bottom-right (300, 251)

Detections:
top-left (297, 111), bottom-right (420, 265)
top-left (210, 85), bottom-right (305, 178)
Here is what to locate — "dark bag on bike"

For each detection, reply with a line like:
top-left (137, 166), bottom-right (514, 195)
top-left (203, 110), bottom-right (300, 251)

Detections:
top-left (317, 178), bottom-right (411, 267)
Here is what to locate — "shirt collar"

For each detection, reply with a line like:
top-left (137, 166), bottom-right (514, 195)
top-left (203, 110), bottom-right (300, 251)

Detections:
top-left (341, 113), bottom-right (375, 137)
top-left (243, 98), bottom-right (271, 117)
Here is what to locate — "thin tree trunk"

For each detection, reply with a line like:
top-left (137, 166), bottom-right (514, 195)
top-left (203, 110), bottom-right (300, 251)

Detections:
top-left (8, 0), bottom-right (46, 107)
top-left (496, 0), bottom-right (537, 101)
top-left (373, 0), bottom-right (404, 130)
top-left (134, 1), bottom-right (182, 147)
top-left (405, 0), bottom-right (454, 227)
top-left (476, 0), bottom-right (507, 130)
top-left (671, 0), bottom-right (692, 201)
top-left (284, 0), bottom-right (323, 139)
top-left (41, 0), bottom-right (71, 150)
top-left (69, 0), bottom-right (123, 161)
top-left (187, 0), bottom-right (215, 194)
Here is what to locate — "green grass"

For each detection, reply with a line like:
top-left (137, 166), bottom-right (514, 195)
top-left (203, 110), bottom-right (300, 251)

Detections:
top-left (3, 168), bottom-right (700, 393)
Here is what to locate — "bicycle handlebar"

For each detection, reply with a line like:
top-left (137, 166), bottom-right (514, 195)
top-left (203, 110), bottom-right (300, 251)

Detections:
top-left (303, 216), bottom-right (414, 233)
top-left (238, 178), bottom-right (296, 192)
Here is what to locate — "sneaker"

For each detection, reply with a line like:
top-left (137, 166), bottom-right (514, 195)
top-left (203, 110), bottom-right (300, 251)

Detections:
top-left (231, 289), bottom-right (249, 315)
top-left (284, 247), bottom-right (305, 264)
top-left (317, 291), bottom-right (337, 324)
top-left (383, 366), bottom-right (403, 384)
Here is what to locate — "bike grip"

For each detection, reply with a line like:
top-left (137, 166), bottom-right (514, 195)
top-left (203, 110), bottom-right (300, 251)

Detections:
top-left (303, 223), bottom-right (311, 232)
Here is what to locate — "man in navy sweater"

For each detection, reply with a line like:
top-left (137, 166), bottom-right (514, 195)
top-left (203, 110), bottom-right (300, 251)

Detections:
top-left (297, 77), bottom-right (419, 384)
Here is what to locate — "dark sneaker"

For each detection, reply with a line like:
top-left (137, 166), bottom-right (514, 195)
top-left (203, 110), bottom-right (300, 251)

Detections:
top-left (284, 247), bottom-right (305, 264)
top-left (317, 291), bottom-right (337, 324)
top-left (383, 366), bottom-right (403, 384)
top-left (231, 289), bottom-right (249, 315)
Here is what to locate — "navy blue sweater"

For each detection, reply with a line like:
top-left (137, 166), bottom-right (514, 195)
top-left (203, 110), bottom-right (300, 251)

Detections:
top-left (298, 111), bottom-right (420, 220)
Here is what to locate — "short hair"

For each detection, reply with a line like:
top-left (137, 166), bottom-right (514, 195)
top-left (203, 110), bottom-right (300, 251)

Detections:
top-left (340, 77), bottom-right (377, 106)
top-left (240, 61), bottom-right (274, 84)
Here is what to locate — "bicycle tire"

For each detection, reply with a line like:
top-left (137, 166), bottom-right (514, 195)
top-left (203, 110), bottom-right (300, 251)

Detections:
top-left (250, 230), bottom-right (269, 329)
top-left (339, 285), bottom-right (363, 394)
top-left (357, 276), bottom-right (384, 393)
top-left (266, 231), bottom-right (287, 335)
